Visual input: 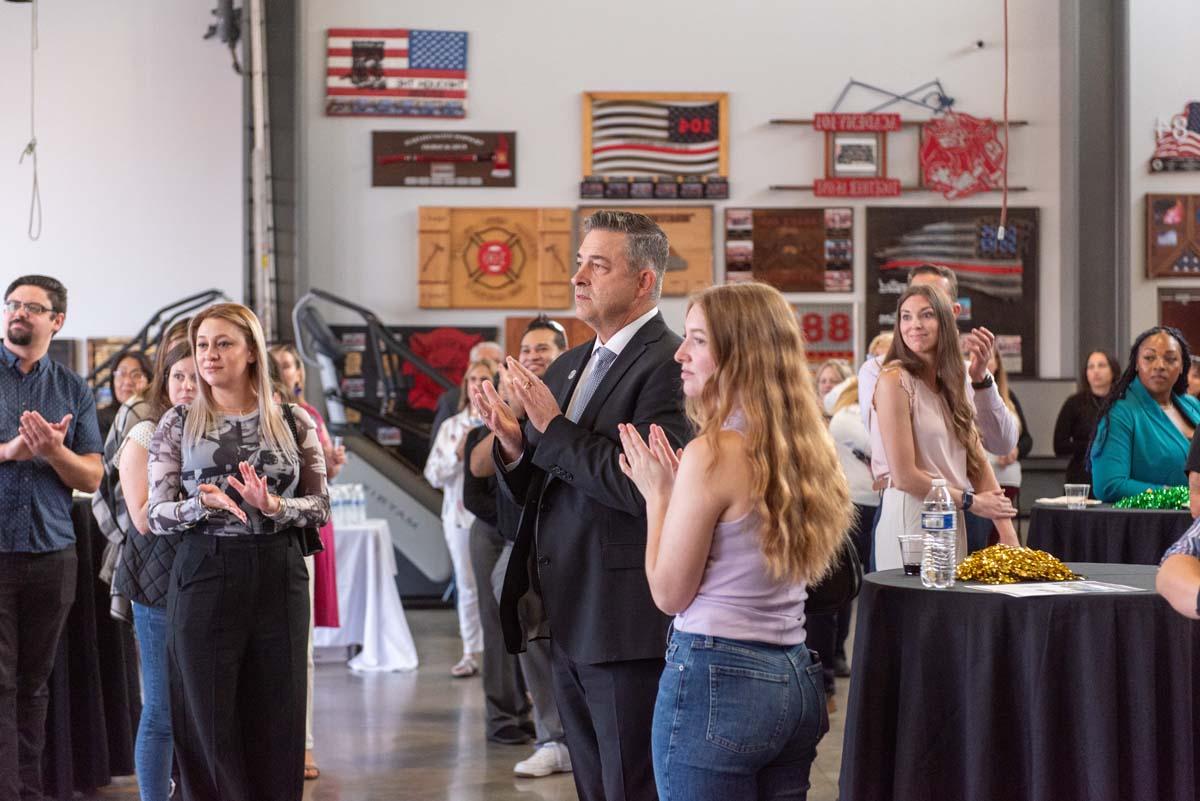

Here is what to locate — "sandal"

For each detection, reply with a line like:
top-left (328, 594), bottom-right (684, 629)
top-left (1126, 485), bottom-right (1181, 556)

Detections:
top-left (304, 749), bottom-right (320, 781)
top-left (451, 654), bottom-right (479, 678)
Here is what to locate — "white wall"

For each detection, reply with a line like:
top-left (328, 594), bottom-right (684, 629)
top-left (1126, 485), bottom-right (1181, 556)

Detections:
top-left (1127, 0), bottom-right (1200, 336)
top-left (301, 0), bottom-right (1063, 375)
top-left (0, 2), bottom-right (242, 348)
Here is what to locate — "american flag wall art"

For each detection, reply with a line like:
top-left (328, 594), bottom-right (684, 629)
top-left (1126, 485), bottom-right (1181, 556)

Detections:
top-left (582, 92), bottom-right (729, 179)
top-left (865, 207), bottom-right (1040, 376)
top-left (1151, 102), bottom-right (1200, 172)
top-left (326, 28), bottom-right (468, 117)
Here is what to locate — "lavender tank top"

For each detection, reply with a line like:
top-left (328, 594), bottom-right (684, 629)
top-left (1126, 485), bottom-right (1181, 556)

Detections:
top-left (672, 413), bottom-right (808, 645)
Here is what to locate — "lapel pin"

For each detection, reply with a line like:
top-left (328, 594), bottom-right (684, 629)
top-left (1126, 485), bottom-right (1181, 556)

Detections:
top-left (568, 369), bottom-right (577, 380)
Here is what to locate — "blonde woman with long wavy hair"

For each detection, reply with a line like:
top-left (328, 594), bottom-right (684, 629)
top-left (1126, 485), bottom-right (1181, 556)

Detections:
top-left (147, 303), bottom-right (329, 801)
top-left (871, 283), bottom-right (1017, 571)
top-left (619, 282), bottom-right (851, 800)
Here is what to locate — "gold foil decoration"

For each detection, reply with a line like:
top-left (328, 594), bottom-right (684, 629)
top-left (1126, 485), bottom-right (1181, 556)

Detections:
top-left (955, 544), bottom-right (1081, 585)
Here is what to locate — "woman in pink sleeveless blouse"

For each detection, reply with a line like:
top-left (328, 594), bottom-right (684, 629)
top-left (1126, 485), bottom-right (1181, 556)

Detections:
top-left (619, 282), bottom-right (852, 800)
top-left (871, 283), bottom-right (1017, 570)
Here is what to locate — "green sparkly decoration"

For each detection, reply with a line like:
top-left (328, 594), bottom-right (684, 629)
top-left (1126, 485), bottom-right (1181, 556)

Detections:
top-left (1113, 485), bottom-right (1190, 510)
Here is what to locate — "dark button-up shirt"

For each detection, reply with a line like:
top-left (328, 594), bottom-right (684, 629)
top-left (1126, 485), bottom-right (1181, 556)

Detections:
top-left (0, 341), bottom-right (103, 552)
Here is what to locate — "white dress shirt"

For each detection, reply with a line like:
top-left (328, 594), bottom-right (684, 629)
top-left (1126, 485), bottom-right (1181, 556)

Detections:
top-left (564, 306), bottom-right (660, 421)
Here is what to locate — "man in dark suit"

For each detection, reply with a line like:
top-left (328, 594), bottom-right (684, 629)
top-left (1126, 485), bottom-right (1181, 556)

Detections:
top-left (474, 210), bottom-right (688, 801)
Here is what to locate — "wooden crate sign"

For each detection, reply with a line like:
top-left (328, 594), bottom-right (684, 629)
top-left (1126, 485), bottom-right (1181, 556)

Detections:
top-left (419, 207), bottom-right (573, 309)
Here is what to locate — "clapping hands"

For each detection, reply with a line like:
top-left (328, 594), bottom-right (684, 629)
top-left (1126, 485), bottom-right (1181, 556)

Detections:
top-left (18, 411), bottom-right (71, 459)
top-left (618, 423), bottom-right (682, 504)
top-left (227, 461), bottom-right (280, 516)
top-left (963, 327), bottom-right (997, 384)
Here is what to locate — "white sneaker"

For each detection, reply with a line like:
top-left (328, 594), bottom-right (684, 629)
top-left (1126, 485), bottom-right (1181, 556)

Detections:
top-left (513, 741), bottom-right (573, 777)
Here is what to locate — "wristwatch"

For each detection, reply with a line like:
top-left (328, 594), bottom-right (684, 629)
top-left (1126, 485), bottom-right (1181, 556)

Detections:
top-left (962, 490), bottom-right (975, 512)
top-left (971, 373), bottom-right (995, 391)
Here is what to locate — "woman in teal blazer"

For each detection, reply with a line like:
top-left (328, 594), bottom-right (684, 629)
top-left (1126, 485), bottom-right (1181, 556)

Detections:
top-left (1091, 326), bottom-right (1200, 502)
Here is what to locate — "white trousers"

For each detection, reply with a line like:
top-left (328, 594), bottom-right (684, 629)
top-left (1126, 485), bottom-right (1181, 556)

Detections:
top-left (874, 487), bottom-right (967, 571)
top-left (443, 522), bottom-right (484, 655)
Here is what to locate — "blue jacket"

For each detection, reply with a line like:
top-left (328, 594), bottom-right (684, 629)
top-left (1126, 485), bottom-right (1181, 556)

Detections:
top-left (1090, 377), bottom-right (1200, 502)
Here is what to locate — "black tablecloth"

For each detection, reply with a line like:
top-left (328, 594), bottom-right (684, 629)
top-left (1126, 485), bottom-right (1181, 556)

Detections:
top-left (1027, 503), bottom-right (1193, 565)
top-left (42, 501), bottom-right (140, 799)
top-left (840, 564), bottom-right (1200, 801)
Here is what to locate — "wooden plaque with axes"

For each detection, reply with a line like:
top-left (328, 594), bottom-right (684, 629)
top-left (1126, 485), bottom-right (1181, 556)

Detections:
top-left (419, 207), bottom-right (573, 309)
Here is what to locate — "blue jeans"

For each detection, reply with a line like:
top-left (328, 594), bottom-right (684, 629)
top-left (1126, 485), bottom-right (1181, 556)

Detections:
top-left (133, 602), bottom-right (172, 801)
top-left (651, 629), bottom-right (829, 801)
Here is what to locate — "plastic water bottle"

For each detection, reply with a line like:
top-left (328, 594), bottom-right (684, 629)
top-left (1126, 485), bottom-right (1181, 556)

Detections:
top-left (353, 484), bottom-right (366, 523)
top-left (920, 478), bottom-right (957, 589)
top-left (330, 485), bottom-right (344, 528)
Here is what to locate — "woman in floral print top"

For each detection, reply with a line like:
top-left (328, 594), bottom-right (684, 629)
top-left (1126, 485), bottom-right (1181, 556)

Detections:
top-left (145, 303), bottom-right (328, 801)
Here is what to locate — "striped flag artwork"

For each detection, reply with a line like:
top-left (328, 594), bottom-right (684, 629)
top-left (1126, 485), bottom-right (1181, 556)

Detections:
top-left (326, 28), bottom-right (468, 117)
top-left (1151, 102), bottom-right (1200, 171)
top-left (587, 98), bottom-right (723, 177)
top-left (874, 220), bottom-right (1028, 299)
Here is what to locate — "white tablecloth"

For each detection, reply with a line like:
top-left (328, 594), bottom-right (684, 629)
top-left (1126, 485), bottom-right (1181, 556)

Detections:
top-left (313, 519), bottom-right (419, 672)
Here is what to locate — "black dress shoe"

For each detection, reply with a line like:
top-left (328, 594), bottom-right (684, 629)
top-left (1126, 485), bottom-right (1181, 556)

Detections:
top-left (488, 725), bottom-right (534, 745)
top-left (833, 656), bottom-right (851, 678)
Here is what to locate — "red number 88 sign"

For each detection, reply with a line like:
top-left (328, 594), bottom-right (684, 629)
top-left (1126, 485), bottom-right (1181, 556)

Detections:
top-left (793, 304), bottom-right (856, 362)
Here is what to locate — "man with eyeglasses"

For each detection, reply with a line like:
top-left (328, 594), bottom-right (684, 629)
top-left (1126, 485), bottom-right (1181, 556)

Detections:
top-left (0, 275), bottom-right (103, 801)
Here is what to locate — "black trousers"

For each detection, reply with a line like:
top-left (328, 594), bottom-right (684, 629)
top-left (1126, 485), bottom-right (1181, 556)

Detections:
top-left (551, 639), bottom-right (662, 801)
top-left (0, 548), bottom-right (76, 801)
top-left (834, 502), bottom-right (876, 661)
top-left (167, 533), bottom-right (309, 801)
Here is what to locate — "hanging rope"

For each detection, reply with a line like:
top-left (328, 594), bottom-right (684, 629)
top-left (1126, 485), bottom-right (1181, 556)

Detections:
top-left (997, 0), bottom-right (1010, 241)
top-left (18, 0), bottom-right (42, 241)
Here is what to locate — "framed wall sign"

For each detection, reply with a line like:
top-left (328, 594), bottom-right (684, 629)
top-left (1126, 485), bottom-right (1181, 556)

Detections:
top-left (580, 92), bottom-right (729, 200)
top-left (724, 207), bottom-right (852, 291)
top-left (1146, 194), bottom-right (1200, 277)
top-left (814, 113), bottom-right (901, 197)
top-left (373, 131), bottom-right (514, 187)
top-left (418, 207), bottom-right (573, 309)
top-left (579, 205), bottom-right (714, 296)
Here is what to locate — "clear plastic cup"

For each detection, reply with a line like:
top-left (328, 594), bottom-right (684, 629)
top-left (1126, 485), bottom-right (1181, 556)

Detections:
top-left (1065, 483), bottom-right (1090, 509)
top-left (897, 532), bottom-right (923, 576)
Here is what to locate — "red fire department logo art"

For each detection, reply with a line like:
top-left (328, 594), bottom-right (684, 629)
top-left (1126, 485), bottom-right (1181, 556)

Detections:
top-left (462, 226), bottom-right (526, 289)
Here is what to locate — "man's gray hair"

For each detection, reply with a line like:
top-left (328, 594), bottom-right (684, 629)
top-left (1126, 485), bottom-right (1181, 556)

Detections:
top-left (582, 210), bottom-right (670, 299)
top-left (470, 341), bottom-right (503, 362)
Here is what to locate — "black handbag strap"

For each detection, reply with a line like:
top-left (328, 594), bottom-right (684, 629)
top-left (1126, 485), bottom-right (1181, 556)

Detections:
top-left (279, 403), bottom-right (325, 555)
top-left (280, 403), bottom-right (301, 448)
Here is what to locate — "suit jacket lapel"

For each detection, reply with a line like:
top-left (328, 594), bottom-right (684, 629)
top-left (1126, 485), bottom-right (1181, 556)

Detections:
top-left (554, 342), bottom-right (594, 411)
top-left (575, 313), bottom-right (669, 431)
